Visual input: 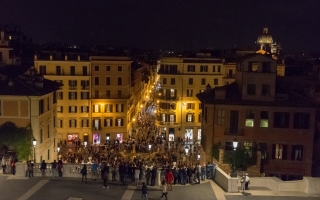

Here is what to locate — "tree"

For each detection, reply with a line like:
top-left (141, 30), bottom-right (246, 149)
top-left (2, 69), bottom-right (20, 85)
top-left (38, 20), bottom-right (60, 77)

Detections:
top-left (0, 122), bottom-right (33, 161)
top-left (223, 148), bottom-right (256, 170)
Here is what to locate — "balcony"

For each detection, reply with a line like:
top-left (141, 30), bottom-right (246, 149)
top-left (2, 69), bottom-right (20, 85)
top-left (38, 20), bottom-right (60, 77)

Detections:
top-left (224, 127), bottom-right (244, 136)
top-left (69, 86), bottom-right (77, 90)
top-left (92, 94), bottom-right (132, 99)
top-left (156, 96), bottom-right (179, 101)
top-left (156, 121), bottom-right (179, 126)
top-left (81, 86), bottom-right (89, 90)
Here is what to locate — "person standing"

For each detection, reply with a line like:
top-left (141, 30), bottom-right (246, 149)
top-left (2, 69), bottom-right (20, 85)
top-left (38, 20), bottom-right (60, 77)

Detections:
top-left (151, 166), bottom-right (157, 186)
top-left (141, 182), bottom-right (148, 200)
top-left (245, 173), bottom-right (250, 190)
top-left (24, 161), bottom-right (29, 178)
top-left (145, 167), bottom-right (151, 186)
top-left (101, 162), bottom-right (109, 189)
top-left (1, 156), bottom-right (6, 174)
top-left (91, 161), bottom-right (99, 181)
top-left (28, 160), bottom-right (34, 178)
top-left (160, 180), bottom-right (168, 200)
top-left (135, 166), bottom-right (140, 186)
top-left (81, 164), bottom-right (87, 183)
top-left (11, 160), bottom-right (16, 175)
top-left (196, 163), bottom-right (201, 184)
top-left (57, 160), bottom-right (63, 178)
top-left (165, 169), bottom-right (173, 191)
top-left (201, 163), bottom-right (206, 181)
top-left (51, 160), bottom-right (57, 178)
top-left (40, 160), bottom-right (46, 177)
top-left (240, 173), bottom-right (246, 193)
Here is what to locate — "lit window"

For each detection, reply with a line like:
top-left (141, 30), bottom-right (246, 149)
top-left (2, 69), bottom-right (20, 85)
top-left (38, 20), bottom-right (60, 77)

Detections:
top-left (260, 111), bottom-right (269, 127)
top-left (170, 89), bottom-right (175, 97)
top-left (217, 109), bottom-right (225, 125)
top-left (245, 111), bottom-right (254, 127)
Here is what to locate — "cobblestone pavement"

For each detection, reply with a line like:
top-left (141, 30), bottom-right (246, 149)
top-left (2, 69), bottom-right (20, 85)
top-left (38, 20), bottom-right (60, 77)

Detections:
top-left (0, 175), bottom-right (319, 200)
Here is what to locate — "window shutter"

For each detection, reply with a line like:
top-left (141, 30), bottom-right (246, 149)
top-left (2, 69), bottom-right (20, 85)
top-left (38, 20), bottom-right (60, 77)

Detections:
top-left (116, 105), bottom-right (118, 112)
top-left (69, 92), bottom-right (71, 99)
top-left (69, 80), bottom-right (71, 86)
top-left (104, 119), bottom-right (106, 127)
top-left (121, 104), bottom-right (124, 112)
top-left (110, 105), bottom-right (113, 112)
top-left (283, 145), bottom-right (287, 160)
top-left (81, 120), bottom-right (84, 127)
top-left (174, 90), bottom-right (177, 98)
top-left (75, 80), bottom-right (77, 86)
top-left (174, 115), bottom-right (176, 122)
top-left (186, 114), bottom-right (188, 122)
top-left (75, 92), bottom-right (77, 99)
top-left (121, 119), bottom-right (124, 126)
top-left (69, 120), bottom-right (71, 127)
top-left (166, 114), bottom-right (169, 122)
top-left (92, 105), bottom-right (95, 112)
top-left (61, 106), bottom-right (63, 113)
top-left (98, 119), bottom-right (101, 130)
top-left (75, 120), bottom-right (77, 127)
top-left (192, 103), bottom-right (195, 109)
top-left (86, 106), bottom-right (89, 112)
top-left (81, 80), bottom-right (84, 86)
top-left (75, 106), bottom-right (77, 113)
top-left (166, 90), bottom-right (170, 99)
top-left (81, 106), bottom-right (83, 113)
top-left (60, 120), bottom-right (63, 128)
top-left (110, 119), bottom-right (113, 126)
top-left (272, 144), bottom-right (276, 159)
top-left (92, 119), bottom-right (95, 128)
top-left (61, 92), bottom-right (63, 100)
top-left (69, 106), bottom-right (71, 113)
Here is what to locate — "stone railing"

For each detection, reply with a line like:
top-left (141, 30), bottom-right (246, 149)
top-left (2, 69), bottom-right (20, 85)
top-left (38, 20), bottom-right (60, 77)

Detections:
top-left (213, 166), bottom-right (238, 193)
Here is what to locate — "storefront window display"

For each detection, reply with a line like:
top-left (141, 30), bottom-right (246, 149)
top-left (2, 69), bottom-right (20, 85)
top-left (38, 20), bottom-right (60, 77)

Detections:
top-left (116, 133), bottom-right (123, 143)
top-left (67, 134), bottom-right (78, 144)
top-left (185, 128), bottom-right (193, 140)
top-left (197, 128), bottom-right (201, 141)
top-left (93, 134), bottom-right (101, 144)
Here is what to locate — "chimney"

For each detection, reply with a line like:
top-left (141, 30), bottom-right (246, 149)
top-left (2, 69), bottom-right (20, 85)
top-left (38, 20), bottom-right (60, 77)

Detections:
top-left (8, 79), bottom-right (14, 86)
top-left (0, 31), bottom-right (4, 41)
top-left (205, 84), bottom-right (211, 94)
top-left (78, 55), bottom-right (80, 61)
top-left (50, 54), bottom-right (53, 61)
top-left (65, 55), bottom-right (68, 61)
top-left (34, 54), bottom-right (38, 61)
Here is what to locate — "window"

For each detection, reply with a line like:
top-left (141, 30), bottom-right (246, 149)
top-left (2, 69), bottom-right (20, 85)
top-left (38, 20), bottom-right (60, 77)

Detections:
top-left (93, 104), bottom-right (101, 113)
top-left (169, 115), bottom-right (175, 122)
top-left (187, 65), bottom-right (195, 72)
top-left (47, 124), bottom-right (50, 138)
top-left (94, 90), bottom-right (99, 98)
top-left (186, 114), bottom-right (193, 122)
top-left (118, 77), bottom-right (122, 85)
top-left (40, 129), bottom-right (43, 143)
top-left (217, 109), bottom-right (226, 125)
top-left (70, 66), bottom-right (75, 75)
top-left (214, 78), bottom-right (218, 85)
top-left (93, 119), bottom-right (101, 130)
top-left (83, 66), bottom-right (88, 75)
top-left (57, 106), bottom-right (63, 113)
top-left (106, 90), bottom-right (110, 98)
top-left (116, 104), bottom-right (124, 112)
top-left (118, 90), bottom-right (122, 98)
top-left (53, 92), bottom-right (57, 104)
top-left (106, 77), bottom-right (111, 85)
top-left (53, 116), bottom-right (56, 128)
top-left (229, 110), bottom-right (239, 134)
top-left (39, 99), bottom-right (44, 115)
top-left (213, 65), bottom-right (221, 72)
top-left (56, 66), bottom-right (61, 75)
top-left (81, 106), bottom-right (89, 113)
top-left (69, 106), bottom-right (77, 113)
top-left (105, 104), bottom-right (113, 112)
top-left (200, 89), bottom-right (205, 93)
top-left (247, 84), bottom-right (256, 95)
top-left (170, 89), bottom-right (175, 98)
top-left (39, 65), bottom-right (46, 75)
top-left (199, 103), bottom-right (202, 109)
top-left (57, 92), bottom-right (63, 100)
top-left (69, 119), bottom-right (77, 127)
top-left (273, 112), bottom-right (290, 128)
top-left (293, 113), bottom-right (310, 129)
top-left (200, 65), bottom-right (208, 72)
top-left (261, 85), bottom-right (270, 96)
top-left (243, 142), bottom-right (253, 157)
top-left (186, 103), bottom-right (195, 109)
top-left (186, 89), bottom-right (193, 97)
top-left (163, 78), bottom-right (167, 84)
top-left (104, 118), bottom-right (113, 127)
top-left (161, 114), bottom-right (166, 122)
top-left (95, 65), bottom-right (99, 71)
top-left (106, 66), bottom-right (110, 71)
top-left (291, 145), bottom-right (303, 161)
top-left (81, 92), bottom-right (89, 99)
top-left (245, 111), bottom-right (254, 127)
top-left (94, 77), bottom-right (99, 85)
top-left (57, 119), bottom-right (62, 128)
top-left (68, 92), bottom-right (77, 100)
top-left (262, 62), bottom-right (271, 73)
top-left (260, 111), bottom-right (269, 127)
top-left (82, 119), bottom-right (89, 127)
top-left (272, 144), bottom-right (287, 160)
top-left (201, 78), bottom-right (206, 85)
top-left (116, 118), bottom-right (123, 126)
top-left (171, 78), bottom-right (175, 85)
top-left (188, 78), bottom-right (193, 85)
top-left (81, 80), bottom-right (89, 89)
top-left (69, 80), bottom-right (77, 89)
top-left (118, 66), bottom-right (122, 71)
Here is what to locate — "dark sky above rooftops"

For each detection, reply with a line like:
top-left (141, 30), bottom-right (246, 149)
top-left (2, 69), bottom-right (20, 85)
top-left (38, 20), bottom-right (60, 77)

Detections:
top-left (0, 0), bottom-right (319, 52)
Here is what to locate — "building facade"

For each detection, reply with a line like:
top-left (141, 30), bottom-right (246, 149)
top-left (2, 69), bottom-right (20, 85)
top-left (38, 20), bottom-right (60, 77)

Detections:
top-left (197, 54), bottom-right (317, 180)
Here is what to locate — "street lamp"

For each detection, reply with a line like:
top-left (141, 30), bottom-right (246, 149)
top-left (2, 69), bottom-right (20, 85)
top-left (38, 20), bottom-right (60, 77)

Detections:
top-left (32, 138), bottom-right (37, 163)
top-left (84, 141), bottom-right (87, 147)
top-left (148, 144), bottom-right (152, 160)
top-left (230, 138), bottom-right (238, 177)
top-left (185, 146), bottom-right (189, 166)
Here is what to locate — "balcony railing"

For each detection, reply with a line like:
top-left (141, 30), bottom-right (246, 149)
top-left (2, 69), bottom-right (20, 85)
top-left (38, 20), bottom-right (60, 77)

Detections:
top-left (69, 86), bottom-right (77, 90)
top-left (224, 127), bottom-right (244, 136)
top-left (156, 96), bottom-right (179, 101)
top-left (156, 121), bottom-right (179, 126)
top-left (92, 94), bottom-right (132, 99)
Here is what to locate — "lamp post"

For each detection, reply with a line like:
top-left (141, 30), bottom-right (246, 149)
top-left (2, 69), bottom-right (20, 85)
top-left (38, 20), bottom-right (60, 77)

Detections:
top-left (32, 138), bottom-right (37, 163)
top-left (230, 138), bottom-right (238, 177)
top-left (57, 146), bottom-right (60, 160)
top-left (148, 144), bottom-right (152, 160)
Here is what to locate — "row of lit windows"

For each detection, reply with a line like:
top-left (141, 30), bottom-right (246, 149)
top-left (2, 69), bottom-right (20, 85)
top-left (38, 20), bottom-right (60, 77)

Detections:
top-left (57, 92), bottom-right (89, 100)
top-left (162, 78), bottom-right (219, 86)
top-left (56, 104), bottom-right (125, 113)
top-left (94, 65), bottom-right (122, 72)
top-left (56, 118), bottom-right (124, 128)
top-left (158, 113), bottom-right (201, 123)
top-left (94, 77), bottom-right (123, 85)
top-left (39, 65), bottom-right (124, 75)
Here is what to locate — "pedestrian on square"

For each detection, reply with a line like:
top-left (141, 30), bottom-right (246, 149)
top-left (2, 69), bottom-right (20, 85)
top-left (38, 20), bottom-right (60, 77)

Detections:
top-left (81, 164), bottom-right (87, 183)
top-left (160, 180), bottom-right (168, 200)
top-left (91, 161), bottom-right (99, 181)
top-left (40, 160), bottom-right (46, 177)
top-left (24, 161), bottom-right (29, 178)
top-left (101, 162), bottom-right (109, 189)
top-left (240, 173), bottom-right (246, 193)
top-left (165, 169), bottom-right (173, 191)
top-left (57, 160), bottom-right (63, 178)
top-left (28, 160), bottom-right (34, 178)
top-left (245, 173), bottom-right (250, 190)
top-left (201, 163), bottom-right (206, 181)
top-left (1, 156), bottom-right (6, 174)
top-left (11, 160), bottom-right (16, 175)
top-left (141, 182), bottom-right (148, 200)
top-left (51, 160), bottom-right (57, 178)
top-left (151, 166), bottom-right (157, 186)
top-left (146, 167), bottom-right (151, 185)
top-left (135, 165), bottom-right (140, 186)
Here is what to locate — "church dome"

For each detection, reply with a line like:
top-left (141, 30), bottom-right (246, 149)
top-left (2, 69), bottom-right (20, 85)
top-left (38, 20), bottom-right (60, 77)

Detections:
top-left (257, 26), bottom-right (273, 44)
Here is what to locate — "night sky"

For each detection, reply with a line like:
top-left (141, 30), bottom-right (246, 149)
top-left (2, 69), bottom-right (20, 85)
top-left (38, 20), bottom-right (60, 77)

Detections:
top-left (0, 0), bottom-right (319, 52)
